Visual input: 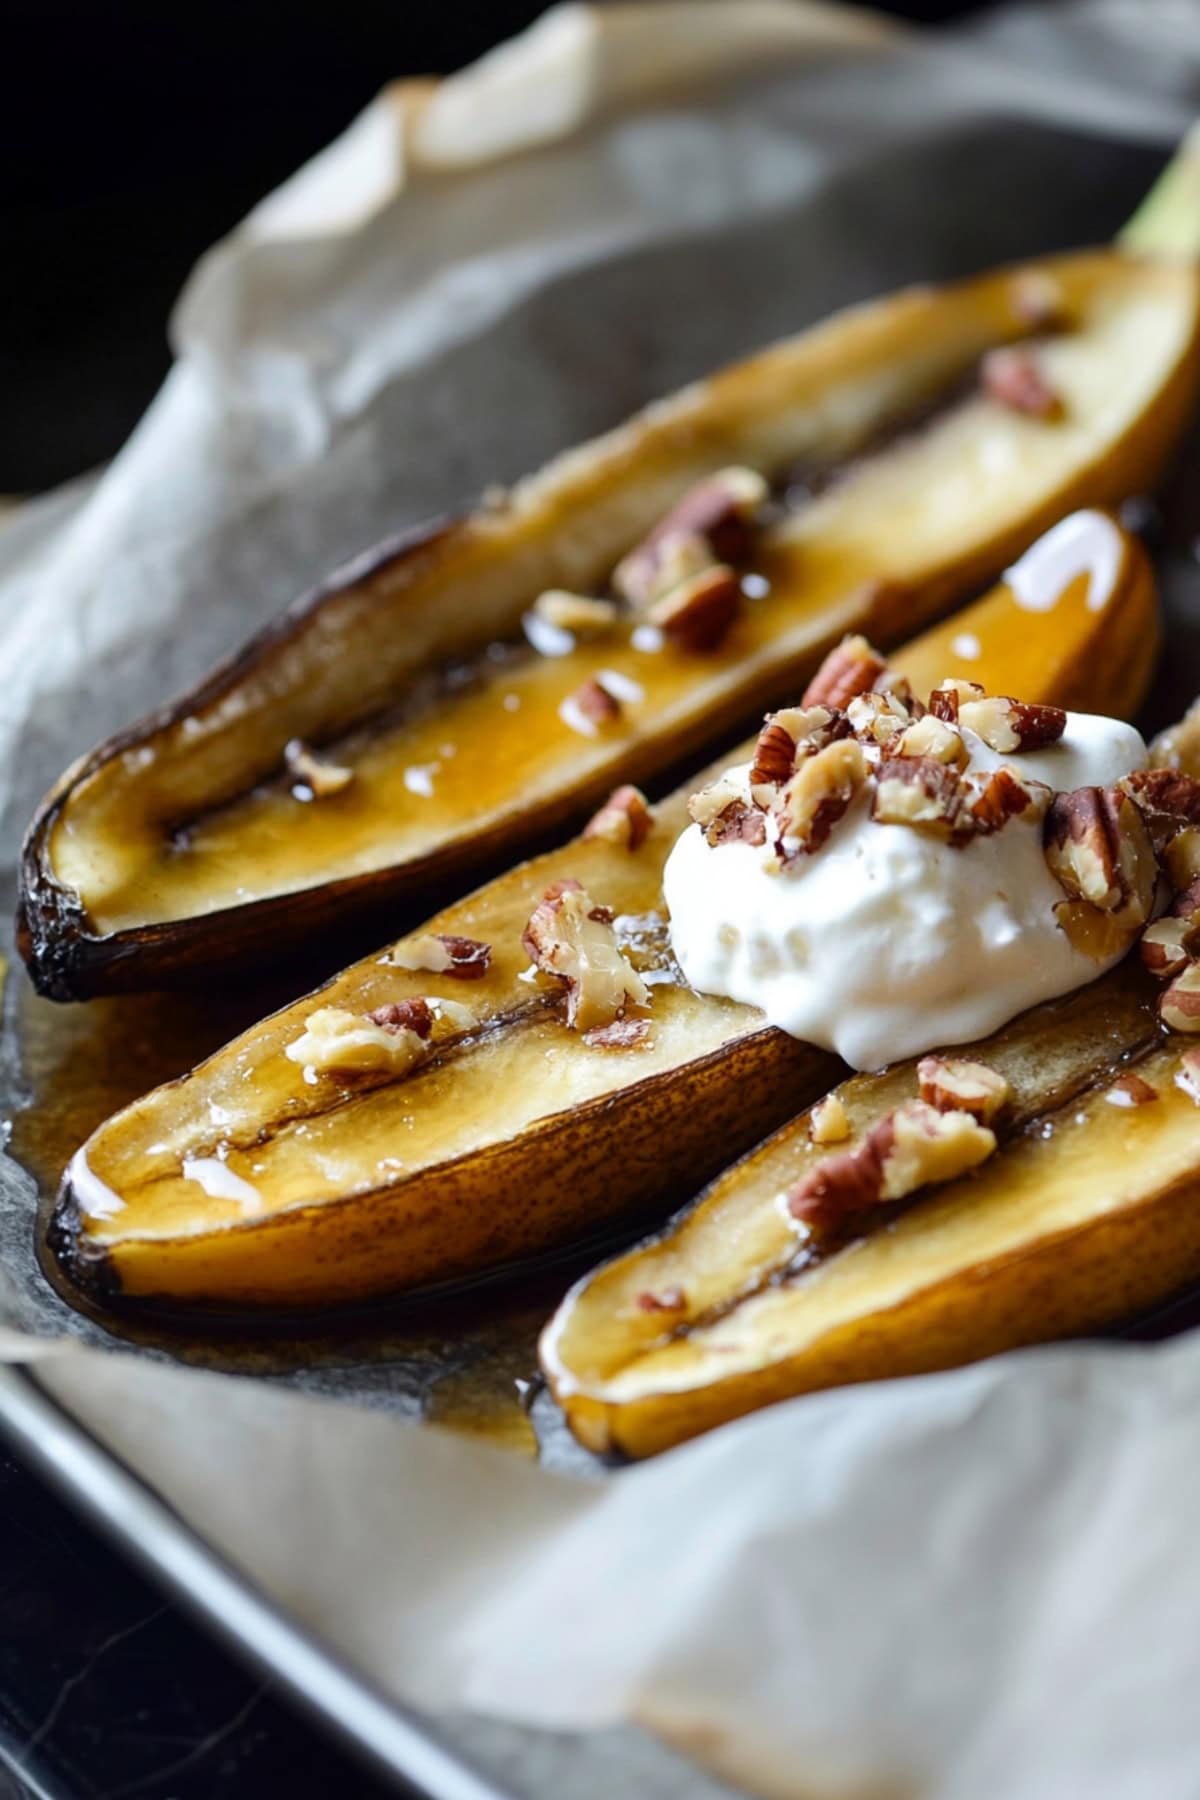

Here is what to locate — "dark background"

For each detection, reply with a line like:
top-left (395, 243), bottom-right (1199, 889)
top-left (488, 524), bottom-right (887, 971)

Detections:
top-left (2, 0), bottom-right (977, 495)
top-left (0, 2), bottom-right (1006, 1797)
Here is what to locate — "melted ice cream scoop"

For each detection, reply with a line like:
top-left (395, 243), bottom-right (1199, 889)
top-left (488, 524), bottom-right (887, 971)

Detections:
top-left (664, 710), bottom-right (1147, 1071)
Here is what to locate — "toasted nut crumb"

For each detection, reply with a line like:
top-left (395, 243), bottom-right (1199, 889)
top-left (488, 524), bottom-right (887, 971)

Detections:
top-left (917, 1055), bottom-right (1010, 1123)
top-left (1105, 1071), bottom-right (1159, 1107)
top-left (571, 677), bottom-right (622, 727)
top-left (390, 933), bottom-right (492, 980)
top-left (928, 678), bottom-right (985, 724)
top-left (969, 767), bottom-right (1050, 834)
top-left (1044, 787), bottom-right (1155, 926)
top-left (1150, 700), bottom-right (1200, 778)
top-left (531, 590), bottom-right (618, 634)
top-left (284, 1004), bottom-right (432, 1076)
top-left (613, 467), bottom-right (767, 606)
top-left (584, 784), bottom-right (652, 850)
top-left (1120, 769), bottom-right (1200, 848)
top-left (708, 800), bottom-right (768, 849)
top-left (284, 738), bottom-right (354, 798)
top-left (648, 563), bottom-right (741, 651)
top-left (1165, 826), bottom-right (1200, 892)
top-left (1140, 917), bottom-right (1197, 980)
top-left (636, 1284), bottom-right (685, 1313)
top-left (749, 704), bottom-right (850, 790)
top-left (872, 756), bottom-right (970, 839)
top-left (847, 689), bottom-right (912, 747)
top-left (895, 713), bottom-right (969, 767)
top-left (1160, 963), bottom-right (1200, 1033)
top-left (522, 881), bottom-right (649, 1031)
top-left (775, 738), bottom-right (867, 854)
top-left (982, 346), bottom-right (1063, 419)
top-left (802, 634), bottom-right (888, 710)
top-left (1175, 1047), bottom-right (1200, 1103)
top-left (788, 1098), bottom-right (995, 1228)
top-left (958, 695), bottom-right (1066, 754)
top-left (809, 1094), bottom-right (851, 1144)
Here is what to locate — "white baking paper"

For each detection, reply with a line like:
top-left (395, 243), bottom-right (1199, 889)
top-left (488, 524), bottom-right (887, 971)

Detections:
top-left (3, 5), bottom-right (1200, 1796)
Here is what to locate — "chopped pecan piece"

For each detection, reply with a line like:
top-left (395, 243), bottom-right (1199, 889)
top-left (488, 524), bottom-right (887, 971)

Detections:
top-left (969, 767), bottom-right (1049, 834)
top-left (787, 1098), bottom-right (995, 1229)
top-left (390, 933), bottom-right (492, 980)
top-left (708, 801), bottom-right (768, 849)
top-left (531, 590), bottom-right (618, 634)
top-left (1105, 1071), bottom-right (1159, 1108)
top-left (648, 564), bottom-right (741, 652)
top-left (809, 1094), bottom-right (850, 1145)
top-left (748, 704), bottom-right (850, 791)
top-left (367, 998), bottom-right (434, 1038)
top-left (1160, 963), bottom-right (1200, 1034)
top-left (872, 756), bottom-right (970, 839)
top-left (582, 1014), bottom-right (651, 1049)
top-left (1140, 917), bottom-right (1197, 980)
top-left (917, 1055), bottom-right (1010, 1124)
top-left (284, 738), bottom-right (354, 799)
top-left (1120, 769), bottom-right (1200, 848)
top-left (522, 881), bottom-right (649, 1031)
top-left (565, 677), bottom-right (622, 729)
top-left (981, 346), bottom-right (1063, 420)
top-left (927, 678), bottom-right (985, 723)
top-left (1175, 1046), bottom-right (1200, 1103)
top-left (284, 1004), bottom-right (432, 1076)
top-left (802, 634), bottom-right (888, 710)
top-left (613, 467), bottom-right (767, 606)
top-left (1043, 787), bottom-right (1155, 927)
top-left (895, 713), bottom-right (968, 768)
top-left (584, 784), bottom-right (653, 850)
top-left (847, 689), bottom-right (912, 747)
top-left (1150, 699), bottom-right (1200, 779)
top-left (958, 695), bottom-right (1066, 754)
top-left (774, 738), bottom-right (867, 855)
top-left (636, 1284), bottom-right (686, 1313)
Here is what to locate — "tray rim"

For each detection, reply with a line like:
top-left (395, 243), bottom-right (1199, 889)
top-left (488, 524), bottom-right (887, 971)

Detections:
top-left (0, 1362), bottom-right (511, 1800)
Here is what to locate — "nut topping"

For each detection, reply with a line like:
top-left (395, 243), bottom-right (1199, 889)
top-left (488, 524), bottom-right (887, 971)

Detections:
top-left (927, 678), bottom-right (985, 724)
top-left (895, 713), bottom-right (968, 768)
top-left (1043, 788), bottom-right (1155, 926)
top-left (1159, 963), bottom-right (1200, 1034)
top-left (958, 696), bottom-right (1067, 754)
top-left (707, 800), bottom-right (768, 849)
top-left (917, 1055), bottom-right (1010, 1123)
top-left (284, 738), bottom-right (354, 799)
top-left (774, 738), bottom-right (867, 855)
top-left (809, 1094), bottom-right (850, 1145)
top-left (1105, 1071), bottom-right (1159, 1107)
top-left (969, 767), bottom-right (1049, 834)
top-left (981, 346), bottom-right (1063, 420)
top-left (648, 564), bottom-right (741, 652)
top-left (872, 756), bottom-right (969, 839)
top-left (802, 634), bottom-right (888, 710)
top-left (846, 689), bottom-right (912, 747)
top-left (1119, 769), bottom-right (1200, 847)
top-left (584, 784), bottom-right (653, 850)
top-left (787, 1098), bottom-right (995, 1229)
top-left (1150, 700), bottom-right (1200, 779)
top-left (567, 677), bottom-right (622, 728)
top-left (285, 1003), bottom-right (433, 1077)
top-left (1140, 917), bottom-right (1197, 980)
top-left (613, 467), bottom-right (767, 607)
top-left (1175, 1047), bottom-right (1200, 1103)
top-left (748, 705), bottom-right (850, 792)
top-left (531, 590), bottom-right (618, 635)
top-left (522, 880), bottom-right (649, 1032)
top-left (390, 933), bottom-right (492, 980)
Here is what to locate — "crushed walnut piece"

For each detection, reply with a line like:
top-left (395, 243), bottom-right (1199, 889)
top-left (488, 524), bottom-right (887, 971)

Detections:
top-left (872, 755), bottom-right (970, 839)
top-left (969, 767), bottom-right (1050, 835)
top-left (981, 346), bottom-right (1063, 420)
top-left (522, 879), bottom-right (649, 1032)
top-left (809, 1094), bottom-right (850, 1145)
top-left (1140, 918), bottom-right (1197, 981)
top-left (774, 738), bottom-right (867, 857)
top-left (846, 688), bottom-right (913, 747)
top-left (787, 1098), bottom-right (995, 1230)
top-left (927, 678), bottom-right (985, 724)
top-left (748, 705), bottom-right (851, 796)
top-left (917, 1055), bottom-right (1010, 1124)
top-left (1119, 769), bottom-right (1200, 851)
top-left (284, 738), bottom-right (354, 799)
top-left (584, 784), bottom-right (653, 850)
top-left (285, 1002), bottom-right (433, 1077)
top-left (802, 634), bottom-right (888, 710)
top-left (894, 713), bottom-right (969, 768)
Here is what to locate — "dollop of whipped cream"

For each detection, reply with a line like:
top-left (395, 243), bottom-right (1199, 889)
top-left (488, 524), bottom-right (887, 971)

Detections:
top-left (665, 709), bottom-right (1147, 1072)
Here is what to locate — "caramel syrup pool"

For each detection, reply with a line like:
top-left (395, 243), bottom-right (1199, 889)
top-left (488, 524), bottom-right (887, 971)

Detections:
top-left (8, 971), bottom-right (547, 1458)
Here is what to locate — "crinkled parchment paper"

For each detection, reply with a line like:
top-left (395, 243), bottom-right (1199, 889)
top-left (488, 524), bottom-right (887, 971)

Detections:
top-left (3, 4), bottom-right (1200, 1795)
